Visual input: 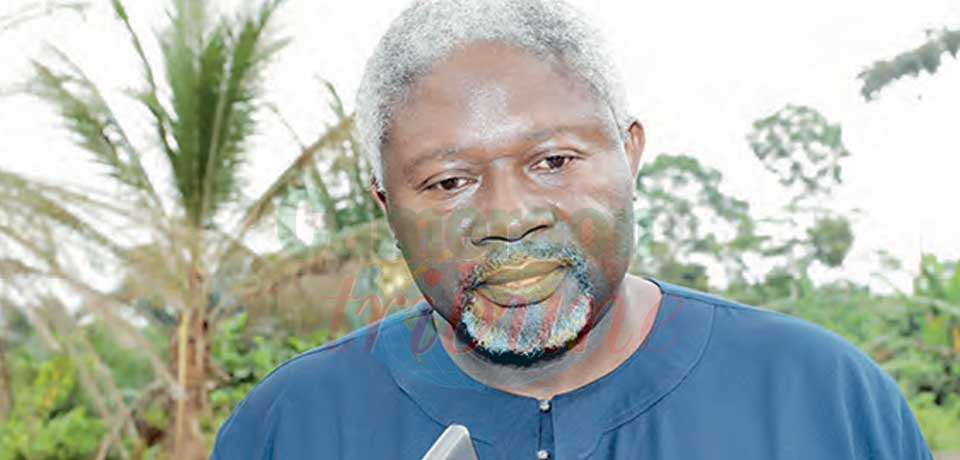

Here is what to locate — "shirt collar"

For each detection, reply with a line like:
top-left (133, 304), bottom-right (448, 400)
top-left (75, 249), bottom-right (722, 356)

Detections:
top-left (373, 277), bottom-right (716, 456)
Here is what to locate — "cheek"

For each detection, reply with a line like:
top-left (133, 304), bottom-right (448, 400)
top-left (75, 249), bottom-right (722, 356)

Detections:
top-left (404, 256), bottom-right (469, 315)
top-left (389, 210), bottom-right (471, 279)
top-left (388, 205), bottom-right (449, 262)
top-left (556, 161), bottom-right (635, 277)
top-left (559, 172), bottom-right (632, 246)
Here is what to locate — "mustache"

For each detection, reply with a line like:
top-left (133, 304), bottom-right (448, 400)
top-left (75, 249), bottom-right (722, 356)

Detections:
top-left (461, 240), bottom-right (589, 290)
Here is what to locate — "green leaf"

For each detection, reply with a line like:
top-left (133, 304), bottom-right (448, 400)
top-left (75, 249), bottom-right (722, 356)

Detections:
top-left (859, 27), bottom-right (960, 100)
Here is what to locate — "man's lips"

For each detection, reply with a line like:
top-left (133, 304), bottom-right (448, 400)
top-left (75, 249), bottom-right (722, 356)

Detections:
top-left (474, 259), bottom-right (567, 306)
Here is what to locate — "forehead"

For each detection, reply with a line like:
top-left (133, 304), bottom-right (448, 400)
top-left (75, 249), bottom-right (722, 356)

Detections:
top-left (383, 41), bottom-right (617, 164)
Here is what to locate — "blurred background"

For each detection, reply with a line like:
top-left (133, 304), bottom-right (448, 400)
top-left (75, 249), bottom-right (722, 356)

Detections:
top-left (0, 0), bottom-right (958, 458)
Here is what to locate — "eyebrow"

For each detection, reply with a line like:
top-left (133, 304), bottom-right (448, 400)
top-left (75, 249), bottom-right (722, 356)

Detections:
top-left (402, 124), bottom-right (599, 183)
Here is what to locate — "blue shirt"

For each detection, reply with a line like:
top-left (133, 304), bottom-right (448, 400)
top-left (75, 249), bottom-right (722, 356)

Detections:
top-left (211, 279), bottom-right (933, 459)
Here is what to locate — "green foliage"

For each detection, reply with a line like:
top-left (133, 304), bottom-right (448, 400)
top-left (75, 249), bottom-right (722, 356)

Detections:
top-left (807, 216), bottom-right (854, 268)
top-left (205, 312), bottom-right (329, 439)
top-left (859, 27), bottom-right (960, 100)
top-left (0, 312), bottom-right (333, 458)
top-left (83, 320), bottom-right (160, 391)
top-left (915, 254), bottom-right (960, 304)
top-left (633, 154), bottom-right (758, 287)
top-left (0, 356), bottom-right (106, 460)
top-left (744, 105), bottom-right (854, 285)
top-left (640, 105), bottom-right (855, 289)
top-left (748, 104), bottom-right (849, 201)
top-left (902, 255), bottom-right (960, 400)
top-left (650, 258), bottom-right (711, 292)
top-left (911, 393), bottom-right (960, 449)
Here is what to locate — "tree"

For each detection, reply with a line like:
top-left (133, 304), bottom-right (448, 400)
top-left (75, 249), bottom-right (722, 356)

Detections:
top-left (634, 104), bottom-right (856, 293)
top-left (746, 104), bottom-right (855, 296)
top-left (859, 27), bottom-right (960, 100)
top-left (632, 154), bottom-right (760, 290)
top-left (0, 0), bottom-right (378, 457)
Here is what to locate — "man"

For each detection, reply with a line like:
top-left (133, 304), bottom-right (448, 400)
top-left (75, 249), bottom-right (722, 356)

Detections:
top-left (212, 1), bottom-right (933, 458)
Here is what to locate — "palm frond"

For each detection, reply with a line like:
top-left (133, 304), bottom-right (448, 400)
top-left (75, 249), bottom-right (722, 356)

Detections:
top-left (0, 169), bottom-right (188, 298)
top-left (4, 260), bottom-right (178, 388)
top-left (158, 0), bottom-right (209, 225)
top-left (217, 114), bottom-right (353, 260)
top-left (199, 0), bottom-right (291, 221)
top-left (159, 0), bottom-right (289, 226)
top-left (0, 171), bottom-right (131, 264)
top-left (321, 80), bottom-right (377, 221)
top-left (232, 218), bottom-right (390, 302)
top-left (0, 1), bottom-right (88, 33)
top-left (27, 46), bottom-right (163, 208)
top-left (0, 181), bottom-right (181, 390)
top-left (0, 297), bottom-right (62, 352)
top-left (110, 0), bottom-right (178, 173)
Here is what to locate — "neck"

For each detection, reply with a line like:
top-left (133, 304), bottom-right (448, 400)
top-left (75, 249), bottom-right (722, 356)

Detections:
top-left (433, 274), bottom-right (663, 400)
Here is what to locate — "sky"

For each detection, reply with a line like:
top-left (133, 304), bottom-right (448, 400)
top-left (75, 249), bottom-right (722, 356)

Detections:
top-left (1, 0), bottom-right (958, 292)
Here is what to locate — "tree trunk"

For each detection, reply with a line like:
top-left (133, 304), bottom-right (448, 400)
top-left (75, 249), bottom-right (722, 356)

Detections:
top-left (0, 336), bottom-right (12, 417)
top-left (169, 307), bottom-right (210, 460)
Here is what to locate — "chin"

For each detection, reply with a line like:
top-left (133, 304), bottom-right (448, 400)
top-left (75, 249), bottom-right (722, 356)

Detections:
top-left (457, 280), bottom-right (594, 366)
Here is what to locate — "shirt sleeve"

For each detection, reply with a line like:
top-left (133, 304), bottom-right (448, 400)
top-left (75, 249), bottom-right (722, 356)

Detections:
top-left (209, 383), bottom-right (288, 460)
top-left (896, 392), bottom-right (934, 460)
top-left (209, 350), bottom-right (348, 460)
top-left (791, 314), bottom-right (937, 460)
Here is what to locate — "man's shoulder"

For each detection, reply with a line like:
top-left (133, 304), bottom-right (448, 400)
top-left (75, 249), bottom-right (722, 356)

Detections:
top-left (659, 280), bottom-right (893, 385)
top-left (250, 304), bottom-right (430, 396)
top-left (656, 280), bottom-right (931, 458)
top-left (211, 306), bottom-right (431, 458)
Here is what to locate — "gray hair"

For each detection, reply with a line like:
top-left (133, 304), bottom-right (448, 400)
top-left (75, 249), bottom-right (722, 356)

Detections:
top-left (354, 0), bottom-right (632, 189)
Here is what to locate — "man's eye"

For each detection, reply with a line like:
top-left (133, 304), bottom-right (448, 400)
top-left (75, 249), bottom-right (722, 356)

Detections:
top-left (426, 177), bottom-right (473, 192)
top-left (532, 155), bottom-right (577, 172)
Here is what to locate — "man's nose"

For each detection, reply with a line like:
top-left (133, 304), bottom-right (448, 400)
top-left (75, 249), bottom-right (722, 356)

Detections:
top-left (467, 173), bottom-right (556, 246)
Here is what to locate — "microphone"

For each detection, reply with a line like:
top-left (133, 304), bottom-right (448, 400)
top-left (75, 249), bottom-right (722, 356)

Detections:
top-left (420, 424), bottom-right (479, 460)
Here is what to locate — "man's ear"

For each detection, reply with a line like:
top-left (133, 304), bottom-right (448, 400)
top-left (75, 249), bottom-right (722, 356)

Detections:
top-left (624, 119), bottom-right (646, 183)
top-left (370, 178), bottom-right (388, 214)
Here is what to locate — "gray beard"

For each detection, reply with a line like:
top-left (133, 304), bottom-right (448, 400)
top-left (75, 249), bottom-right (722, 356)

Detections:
top-left (449, 238), bottom-right (598, 362)
top-left (460, 290), bottom-right (592, 357)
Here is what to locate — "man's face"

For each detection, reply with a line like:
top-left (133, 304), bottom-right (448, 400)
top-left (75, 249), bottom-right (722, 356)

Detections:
top-left (377, 41), bottom-right (643, 363)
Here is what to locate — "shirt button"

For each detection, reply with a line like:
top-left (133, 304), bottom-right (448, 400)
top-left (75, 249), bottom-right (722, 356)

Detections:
top-left (536, 449), bottom-right (550, 459)
top-left (538, 399), bottom-right (551, 412)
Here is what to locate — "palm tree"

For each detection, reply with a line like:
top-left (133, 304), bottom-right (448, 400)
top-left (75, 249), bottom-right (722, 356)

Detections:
top-left (0, 0), bottom-right (390, 457)
top-left (0, 1), bottom-right (89, 34)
